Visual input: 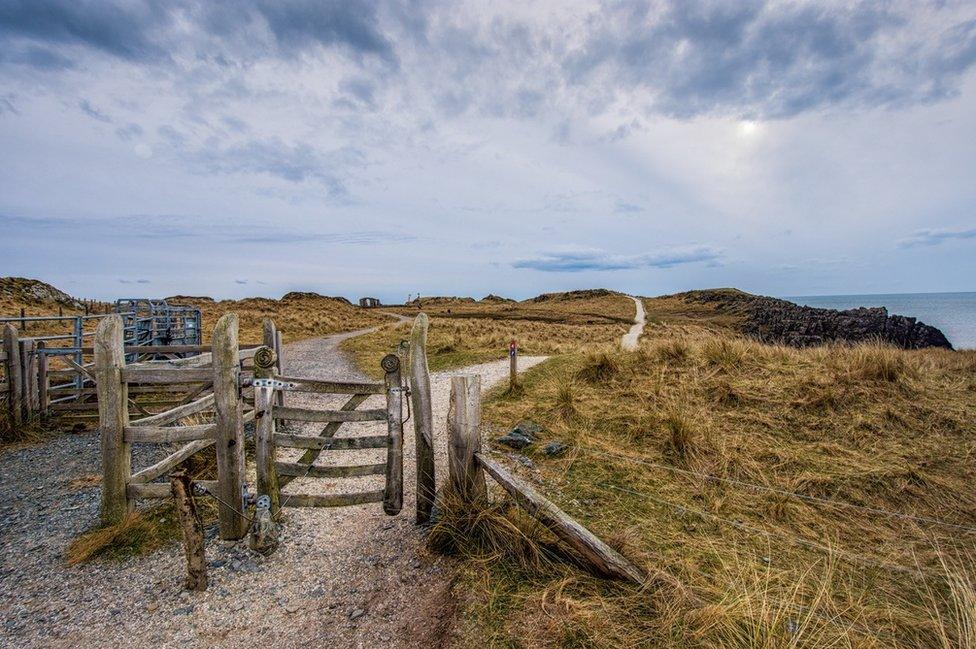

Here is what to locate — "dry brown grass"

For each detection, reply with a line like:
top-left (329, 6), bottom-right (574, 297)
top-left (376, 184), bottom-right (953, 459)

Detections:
top-left (439, 325), bottom-right (976, 647)
top-left (173, 293), bottom-right (391, 344)
top-left (342, 315), bottom-right (629, 377)
top-left (392, 289), bottom-right (636, 325)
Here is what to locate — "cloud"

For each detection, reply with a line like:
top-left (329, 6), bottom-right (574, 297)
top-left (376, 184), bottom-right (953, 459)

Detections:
top-left (78, 99), bottom-right (110, 123)
top-left (0, 0), bottom-right (399, 68)
top-left (183, 137), bottom-right (364, 198)
top-left (565, 2), bottom-right (976, 119)
top-left (513, 245), bottom-right (722, 272)
top-left (898, 227), bottom-right (976, 248)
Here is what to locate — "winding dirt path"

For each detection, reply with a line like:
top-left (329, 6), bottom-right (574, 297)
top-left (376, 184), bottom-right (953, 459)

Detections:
top-left (0, 322), bottom-right (545, 648)
top-left (620, 296), bottom-right (646, 351)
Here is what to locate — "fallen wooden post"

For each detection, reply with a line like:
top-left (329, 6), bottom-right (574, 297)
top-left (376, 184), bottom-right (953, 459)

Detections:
top-left (170, 471), bottom-right (207, 591)
top-left (476, 452), bottom-right (645, 584)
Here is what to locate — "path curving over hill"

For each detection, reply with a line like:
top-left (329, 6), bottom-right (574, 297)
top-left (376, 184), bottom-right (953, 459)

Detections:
top-left (0, 320), bottom-right (546, 648)
top-left (620, 296), bottom-right (646, 351)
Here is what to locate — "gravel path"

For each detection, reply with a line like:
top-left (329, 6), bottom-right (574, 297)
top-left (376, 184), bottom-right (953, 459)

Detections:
top-left (620, 296), bottom-right (646, 350)
top-left (0, 325), bottom-right (545, 648)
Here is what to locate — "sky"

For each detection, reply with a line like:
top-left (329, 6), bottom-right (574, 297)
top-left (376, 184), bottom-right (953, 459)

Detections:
top-left (1, 0), bottom-right (975, 303)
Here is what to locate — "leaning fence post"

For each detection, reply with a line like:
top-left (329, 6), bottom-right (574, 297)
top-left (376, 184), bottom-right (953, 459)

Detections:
top-left (95, 315), bottom-right (130, 524)
top-left (447, 374), bottom-right (487, 504)
top-left (253, 345), bottom-right (280, 515)
top-left (3, 324), bottom-right (22, 428)
top-left (409, 314), bottom-right (435, 524)
top-left (170, 471), bottom-right (207, 592)
top-left (213, 313), bottom-right (247, 539)
top-left (382, 354), bottom-right (404, 515)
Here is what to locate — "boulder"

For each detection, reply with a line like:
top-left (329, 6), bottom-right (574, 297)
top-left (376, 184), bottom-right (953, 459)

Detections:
top-left (497, 420), bottom-right (543, 449)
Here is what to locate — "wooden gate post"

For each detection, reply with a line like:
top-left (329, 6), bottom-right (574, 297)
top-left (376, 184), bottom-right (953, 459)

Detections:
top-left (409, 314), bottom-right (435, 524)
top-left (36, 341), bottom-right (48, 413)
top-left (509, 340), bottom-right (518, 392)
top-left (263, 318), bottom-right (284, 408)
top-left (94, 315), bottom-right (131, 524)
top-left (212, 313), bottom-right (247, 539)
top-left (382, 354), bottom-right (404, 515)
top-left (3, 325), bottom-right (22, 427)
top-left (253, 345), bottom-right (280, 514)
top-left (447, 375), bottom-right (487, 505)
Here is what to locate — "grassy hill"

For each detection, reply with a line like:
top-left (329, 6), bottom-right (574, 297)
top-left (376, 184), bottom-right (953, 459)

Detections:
top-left (432, 317), bottom-right (976, 647)
top-left (343, 290), bottom-right (635, 376)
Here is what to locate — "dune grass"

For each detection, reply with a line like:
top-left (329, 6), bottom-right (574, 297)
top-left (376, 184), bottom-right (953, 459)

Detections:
top-left (434, 325), bottom-right (976, 647)
top-left (341, 316), bottom-right (629, 378)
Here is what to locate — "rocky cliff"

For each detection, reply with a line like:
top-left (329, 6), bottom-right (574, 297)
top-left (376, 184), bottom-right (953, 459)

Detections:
top-left (674, 289), bottom-right (952, 350)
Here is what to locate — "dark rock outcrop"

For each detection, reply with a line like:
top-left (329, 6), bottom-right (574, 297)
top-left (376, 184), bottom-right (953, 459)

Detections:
top-left (676, 289), bottom-right (952, 350)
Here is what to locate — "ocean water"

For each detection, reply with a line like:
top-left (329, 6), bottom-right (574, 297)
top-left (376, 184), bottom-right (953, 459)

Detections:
top-left (785, 292), bottom-right (976, 350)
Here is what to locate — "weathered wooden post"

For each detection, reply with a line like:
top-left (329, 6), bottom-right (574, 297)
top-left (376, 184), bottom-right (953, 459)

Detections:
top-left (95, 315), bottom-right (131, 524)
top-left (409, 314), bottom-right (435, 524)
top-left (447, 375), bottom-right (487, 505)
top-left (253, 345), bottom-right (280, 515)
top-left (263, 318), bottom-right (284, 408)
top-left (382, 353), bottom-right (404, 515)
top-left (274, 330), bottom-right (285, 407)
top-left (2, 324), bottom-right (22, 427)
top-left (20, 339), bottom-right (38, 415)
top-left (212, 313), bottom-right (247, 539)
top-left (170, 471), bottom-right (207, 591)
top-left (36, 341), bottom-right (48, 413)
top-left (20, 308), bottom-right (26, 330)
top-left (509, 339), bottom-right (518, 392)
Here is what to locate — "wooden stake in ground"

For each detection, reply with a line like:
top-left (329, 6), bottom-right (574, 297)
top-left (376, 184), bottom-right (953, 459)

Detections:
top-left (212, 313), bottom-right (247, 540)
top-left (94, 315), bottom-right (131, 524)
top-left (447, 374), bottom-right (487, 505)
top-left (170, 471), bottom-right (207, 591)
top-left (509, 340), bottom-right (518, 392)
top-left (409, 314), bottom-right (435, 524)
top-left (3, 324), bottom-right (22, 427)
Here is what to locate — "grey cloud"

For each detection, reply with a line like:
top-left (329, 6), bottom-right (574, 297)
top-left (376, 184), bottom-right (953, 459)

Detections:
top-left (0, 0), bottom-right (399, 69)
top-left (513, 246), bottom-right (722, 272)
top-left (0, 0), bottom-right (170, 62)
top-left (78, 99), bottom-right (111, 123)
top-left (115, 122), bottom-right (143, 141)
top-left (190, 137), bottom-right (363, 198)
top-left (898, 227), bottom-right (976, 248)
top-left (565, 2), bottom-right (976, 119)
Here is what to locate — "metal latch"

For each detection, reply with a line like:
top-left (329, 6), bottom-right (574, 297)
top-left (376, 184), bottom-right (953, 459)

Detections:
top-left (251, 378), bottom-right (293, 390)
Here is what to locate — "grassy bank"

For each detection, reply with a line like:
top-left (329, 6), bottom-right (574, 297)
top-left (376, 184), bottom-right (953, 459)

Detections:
top-left (438, 325), bottom-right (976, 647)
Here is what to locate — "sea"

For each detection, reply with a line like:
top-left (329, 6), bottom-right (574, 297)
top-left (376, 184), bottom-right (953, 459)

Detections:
top-left (784, 292), bottom-right (976, 350)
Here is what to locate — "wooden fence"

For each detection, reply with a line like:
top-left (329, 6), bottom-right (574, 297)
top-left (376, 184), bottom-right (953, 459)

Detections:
top-left (1, 316), bottom-right (260, 430)
top-left (95, 312), bottom-right (268, 537)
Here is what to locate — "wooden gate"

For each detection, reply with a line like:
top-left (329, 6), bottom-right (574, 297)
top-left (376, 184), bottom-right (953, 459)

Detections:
top-left (250, 346), bottom-right (404, 517)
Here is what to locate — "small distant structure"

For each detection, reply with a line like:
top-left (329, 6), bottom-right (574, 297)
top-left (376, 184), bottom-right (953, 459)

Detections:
top-left (359, 297), bottom-right (381, 308)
